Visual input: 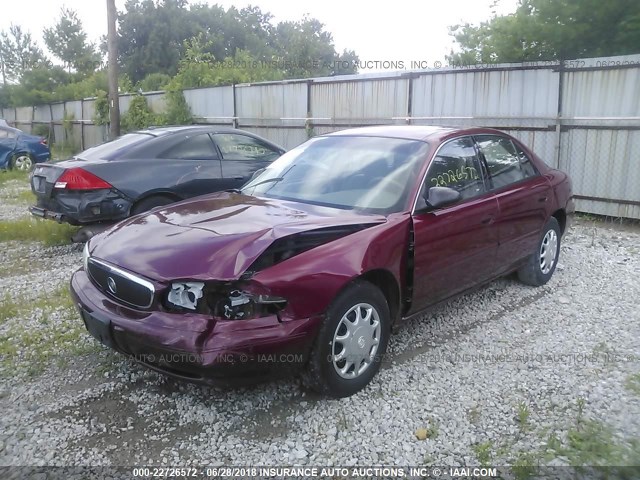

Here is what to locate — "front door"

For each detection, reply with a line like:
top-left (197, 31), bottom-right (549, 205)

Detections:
top-left (410, 136), bottom-right (499, 313)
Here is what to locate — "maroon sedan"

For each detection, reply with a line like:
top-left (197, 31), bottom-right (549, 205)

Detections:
top-left (71, 126), bottom-right (574, 397)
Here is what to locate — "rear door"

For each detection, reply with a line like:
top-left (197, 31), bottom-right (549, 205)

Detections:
top-left (153, 133), bottom-right (226, 197)
top-left (213, 133), bottom-right (282, 189)
top-left (0, 127), bottom-right (17, 168)
top-left (410, 136), bottom-right (499, 312)
top-left (474, 134), bottom-right (551, 273)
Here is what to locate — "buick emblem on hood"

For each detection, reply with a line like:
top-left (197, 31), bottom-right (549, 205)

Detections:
top-left (107, 276), bottom-right (117, 294)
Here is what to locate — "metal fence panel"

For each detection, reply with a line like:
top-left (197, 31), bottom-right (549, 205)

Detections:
top-left (4, 54), bottom-right (639, 218)
top-left (236, 83), bottom-right (307, 127)
top-left (145, 92), bottom-right (167, 113)
top-left (33, 105), bottom-right (51, 123)
top-left (118, 95), bottom-right (132, 116)
top-left (184, 86), bottom-right (234, 123)
top-left (240, 127), bottom-right (307, 150)
top-left (412, 69), bottom-right (559, 128)
top-left (1, 108), bottom-right (16, 124)
top-left (311, 78), bottom-right (409, 124)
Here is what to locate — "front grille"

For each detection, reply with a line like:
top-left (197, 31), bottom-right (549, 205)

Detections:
top-left (87, 257), bottom-right (155, 309)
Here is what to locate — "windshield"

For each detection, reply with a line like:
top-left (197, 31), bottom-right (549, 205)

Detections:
top-left (77, 133), bottom-right (155, 160)
top-left (241, 135), bottom-right (429, 213)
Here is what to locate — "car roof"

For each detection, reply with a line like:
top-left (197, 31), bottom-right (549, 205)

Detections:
top-left (323, 125), bottom-right (509, 143)
top-left (0, 125), bottom-right (23, 135)
top-left (137, 126), bottom-right (261, 137)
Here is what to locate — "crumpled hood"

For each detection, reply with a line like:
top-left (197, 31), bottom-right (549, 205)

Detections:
top-left (90, 192), bottom-right (385, 282)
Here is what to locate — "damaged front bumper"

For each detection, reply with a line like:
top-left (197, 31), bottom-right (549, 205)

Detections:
top-left (30, 189), bottom-right (132, 225)
top-left (70, 269), bottom-right (324, 385)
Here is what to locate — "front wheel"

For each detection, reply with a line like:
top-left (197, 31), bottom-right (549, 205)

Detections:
top-left (11, 154), bottom-right (33, 171)
top-left (517, 217), bottom-right (561, 286)
top-left (304, 281), bottom-right (390, 397)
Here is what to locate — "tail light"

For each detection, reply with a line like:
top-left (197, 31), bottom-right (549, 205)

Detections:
top-left (40, 138), bottom-right (48, 146)
top-left (54, 168), bottom-right (112, 190)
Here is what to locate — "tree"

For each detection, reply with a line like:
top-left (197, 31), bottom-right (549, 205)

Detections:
top-left (43, 7), bottom-right (101, 74)
top-left (0, 24), bottom-right (49, 85)
top-left (448, 0), bottom-right (640, 63)
top-left (275, 16), bottom-right (342, 78)
top-left (117, 0), bottom-right (199, 83)
top-left (116, 1), bottom-right (357, 82)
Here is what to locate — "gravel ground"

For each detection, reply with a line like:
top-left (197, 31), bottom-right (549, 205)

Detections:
top-left (0, 211), bottom-right (639, 469)
top-left (0, 178), bottom-right (31, 221)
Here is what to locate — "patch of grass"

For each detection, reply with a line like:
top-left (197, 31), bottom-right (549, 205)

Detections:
top-left (512, 451), bottom-right (537, 480)
top-left (517, 401), bottom-right (530, 431)
top-left (0, 294), bottom-right (20, 324)
top-left (625, 373), bottom-right (640, 396)
top-left (16, 189), bottom-right (35, 203)
top-left (563, 420), bottom-right (640, 466)
top-left (0, 168), bottom-right (29, 186)
top-left (0, 284), bottom-right (92, 377)
top-left (0, 217), bottom-right (78, 246)
top-left (473, 441), bottom-right (494, 467)
top-left (50, 143), bottom-right (78, 161)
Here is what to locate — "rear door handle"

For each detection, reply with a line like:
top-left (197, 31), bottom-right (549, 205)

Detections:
top-left (538, 196), bottom-right (548, 203)
top-left (481, 216), bottom-right (494, 225)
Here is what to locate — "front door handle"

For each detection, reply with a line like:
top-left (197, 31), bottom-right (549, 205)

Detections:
top-left (481, 216), bottom-right (494, 225)
top-left (538, 196), bottom-right (548, 203)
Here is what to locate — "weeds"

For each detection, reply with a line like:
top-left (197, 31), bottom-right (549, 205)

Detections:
top-left (625, 373), bottom-right (640, 396)
top-left (473, 441), bottom-right (493, 467)
top-left (0, 169), bottom-right (29, 186)
top-left (0, 218), bottom-right (78, 245)
top-left (517, 401), bottom-right (530, 431)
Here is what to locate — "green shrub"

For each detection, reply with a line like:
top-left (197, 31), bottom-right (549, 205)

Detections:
top-left (121, 94), bottom-right (157, 131)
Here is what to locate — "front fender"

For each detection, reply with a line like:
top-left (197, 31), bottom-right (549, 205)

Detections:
top-left (249, 213), bottom-right (411, 320)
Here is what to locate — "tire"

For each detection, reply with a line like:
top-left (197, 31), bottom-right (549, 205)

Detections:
top-left (517, 217), bottom-right (561, 286)
top-left (131, 195), bottom-right (176, 215)
top-left (304, 280), bottom-right (390, 398)
top-left (11, 153), bottom-right (33, 171)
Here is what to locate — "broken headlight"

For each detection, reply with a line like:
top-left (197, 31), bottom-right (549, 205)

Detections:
top-left (164, 282), bottom-right (286, 320)
top-left (211, 290), bottom-right (287, 320)
top-left (166, 282), bottom-right (205, 311)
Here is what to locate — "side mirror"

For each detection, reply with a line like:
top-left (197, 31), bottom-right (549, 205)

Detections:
top-left (425, 186), bottom-right (461, 209)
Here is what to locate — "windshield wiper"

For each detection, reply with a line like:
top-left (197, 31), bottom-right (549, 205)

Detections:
top-left (243, 177), bottom-right (284, 190)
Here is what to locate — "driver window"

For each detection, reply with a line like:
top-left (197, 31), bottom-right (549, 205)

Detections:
top-left (417, 137), bottom-right (485, 209)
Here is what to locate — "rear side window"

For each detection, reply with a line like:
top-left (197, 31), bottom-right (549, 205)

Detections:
top-left (159, 133), bottom-right (219, 160)
top-left (214, 133), bottom-right (281, 162)
top-left (476, 135), bottom-right (537, 189)
top-left (79, 133), bottom-right (154, 160)
top-left (0, 128), bottom-right (18, 139)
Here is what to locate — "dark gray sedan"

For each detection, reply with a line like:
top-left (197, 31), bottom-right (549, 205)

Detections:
top-left (29, 126), bottom-right (285, 225)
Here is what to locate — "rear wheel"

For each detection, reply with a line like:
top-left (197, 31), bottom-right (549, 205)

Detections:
top-left (11, 154), bottom-right (33, 171)
top-left (517, 217), bottom-right (561, 286)
top-left (131, 195), bottom-right (176, 215)
top-left (304, 281), bottom-right (390, 397)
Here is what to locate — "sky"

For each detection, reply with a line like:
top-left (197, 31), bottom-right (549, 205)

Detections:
top-left (1, 0), bottom-right (519, 72)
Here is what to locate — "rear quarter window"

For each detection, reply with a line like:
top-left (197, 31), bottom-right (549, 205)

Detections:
top-left (78, 133), bottom-right (155, 160)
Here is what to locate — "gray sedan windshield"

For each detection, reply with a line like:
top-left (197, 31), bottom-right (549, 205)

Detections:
top-left (241, 136), bottom-right (429, 213)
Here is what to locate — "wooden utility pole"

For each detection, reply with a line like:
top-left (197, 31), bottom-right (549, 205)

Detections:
top-left (107, 0), bottom-right (120, 138)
